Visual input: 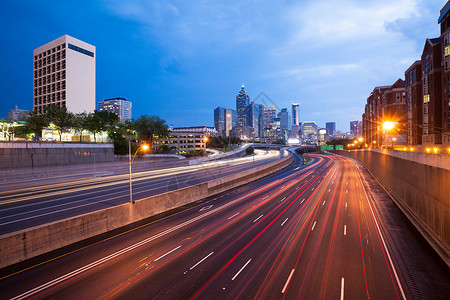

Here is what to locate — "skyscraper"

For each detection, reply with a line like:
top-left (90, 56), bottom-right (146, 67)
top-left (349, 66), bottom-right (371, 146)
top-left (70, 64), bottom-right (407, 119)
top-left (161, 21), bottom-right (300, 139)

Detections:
top-left (224, 108), bottom-right (237, 137)
top-left (350, 120), bottom-right (359, 137)
top-left (247, 102), bottom-right (265, 138)
top-left (326, 122), bottom-right (336, 136)
top-left (264, 105), bottom-right (276, 128)
top-left (33, 35), bottom-right (95, 114)
top-left (236, 85), bottom-right (250, 133)
top-left (214, 107), bottom-right (226, 135)
top-left (99, 97), bottom-right (132, 122)
top-left (292, 103), bottom-right (300, 126)
top-left (280, 108), bottom-right (292, 131)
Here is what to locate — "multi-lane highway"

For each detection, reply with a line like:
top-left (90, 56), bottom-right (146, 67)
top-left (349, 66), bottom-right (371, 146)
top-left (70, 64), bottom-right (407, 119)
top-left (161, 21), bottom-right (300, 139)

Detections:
top-left (0, 149), bottom-right (283, 235)
top-left (3, 151), bottom-right (444, 299)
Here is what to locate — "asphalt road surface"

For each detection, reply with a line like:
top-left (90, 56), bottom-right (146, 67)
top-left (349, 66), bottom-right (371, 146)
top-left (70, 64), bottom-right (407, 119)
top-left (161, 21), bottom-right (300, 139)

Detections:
top-left (0, 151), bottom-right (448, 299)
top-left (0, 150), bottom-right (282, 235)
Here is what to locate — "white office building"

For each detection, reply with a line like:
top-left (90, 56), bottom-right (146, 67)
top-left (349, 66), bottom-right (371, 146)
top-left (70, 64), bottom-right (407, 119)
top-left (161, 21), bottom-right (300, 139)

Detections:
top-left (98, 97), bottom-right (132, 122)
top-left (33, 35), bottom-right (95, 114)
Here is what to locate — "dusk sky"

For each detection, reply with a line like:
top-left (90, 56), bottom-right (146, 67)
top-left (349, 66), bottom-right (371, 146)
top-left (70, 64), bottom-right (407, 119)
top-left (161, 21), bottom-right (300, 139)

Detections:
top-left (0, 0), bottom-right (446, 132)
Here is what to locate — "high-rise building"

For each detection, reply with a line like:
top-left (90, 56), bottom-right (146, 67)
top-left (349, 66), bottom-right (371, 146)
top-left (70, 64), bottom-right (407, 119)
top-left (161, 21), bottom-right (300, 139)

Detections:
top-left (236, 85), bottom-right (250, 134)
top-left (264, 105), bottom-right (276, 128)
top-left (280, 108), bottom-right (291, 131)
top-left (98, 97), bottom-right (132, 122)
top-left (247, 102), bottom-right (264, 138)
top-left (350, 120), bottom-right (359, 137)
top-left (325, 122), bottom-right (336, 136)
top-left (8, 106), bottom-right (30, 121)
top-left (33, 35), bottom-right (95, 114)
top-left (301, 121), bottom-right (318, 145)
top-left (292, 103), bottom-right (299, 126)
top-left (214, 107), bottom-right (226, 135)
top-left (224, 108), bottom-right (237, 137)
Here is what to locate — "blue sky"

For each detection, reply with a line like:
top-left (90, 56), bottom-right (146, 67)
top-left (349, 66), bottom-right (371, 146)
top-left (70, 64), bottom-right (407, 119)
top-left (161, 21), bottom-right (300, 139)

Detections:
top-left (0, 0), bottom-right (446, 132)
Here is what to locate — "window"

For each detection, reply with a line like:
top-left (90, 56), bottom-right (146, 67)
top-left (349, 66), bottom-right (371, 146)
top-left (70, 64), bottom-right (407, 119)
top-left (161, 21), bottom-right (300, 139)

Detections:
top-left (67, 43), bottom-right (94, 57)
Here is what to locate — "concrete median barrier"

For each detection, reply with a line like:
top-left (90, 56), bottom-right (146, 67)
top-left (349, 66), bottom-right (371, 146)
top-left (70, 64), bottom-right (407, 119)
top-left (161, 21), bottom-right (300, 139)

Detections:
top-left (0, 154), bottom-right (293, 269)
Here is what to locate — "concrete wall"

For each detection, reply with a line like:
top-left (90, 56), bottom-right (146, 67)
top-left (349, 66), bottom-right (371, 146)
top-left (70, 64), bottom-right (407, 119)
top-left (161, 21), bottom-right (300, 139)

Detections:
top-left (336, 149), bottom-right (449, 266)
top-left (0, 142), bottom-right (114, 168)
top-left (0, 154), bottom-right (292, 269)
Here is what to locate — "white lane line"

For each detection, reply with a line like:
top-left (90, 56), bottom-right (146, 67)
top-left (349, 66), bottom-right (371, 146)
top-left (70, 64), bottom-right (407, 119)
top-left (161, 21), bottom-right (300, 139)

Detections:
top-left (332, 181), bottom-right (334, 184)
top-left (318, 180), bottom-right (321, 183)
top-left (340, 277), bottom-right (345, 300)
top-left (281, 185), bottom-right (285, 189)
top-left (346, 189), bottom-right (348, 193)
top-left (281, 218), bottom-right (289, 226)
top-left (345, 202), bottom-right (347, 209)
top-left (328, 189), bottom-right (331, 192)
top-left (228, 212), bottom-right (240, 220)
top-left (312, 187), bottom-right (315, 191)
top-left (294, 167), bottom-right (300, 170)
top-left (344, 225), bottom-right (347, 236)
top-left (189, 252), bottom-right (214, 270)
top-left (281, 197), bottom-right (286, 202)
top-left (253, 214), bottom-right (264, 223)
top-left (311, 221), bottom-right (317, 231)
top-left (154, 245), bottom-right (182, 262)
top-left (301, 199), bottom-right (305, 203)
top-left (322, 201), bottom-right (326, 206)
top-left (263, 195), bottom-right (269, 200)
top-left (296, 186), bottom-right (300, 190)
top-left (282, 269), bottom-right (295, 294)
top-left (232, 259), bottom-right (252, 281)
top-left (346, 182), bottom-right (348, 185)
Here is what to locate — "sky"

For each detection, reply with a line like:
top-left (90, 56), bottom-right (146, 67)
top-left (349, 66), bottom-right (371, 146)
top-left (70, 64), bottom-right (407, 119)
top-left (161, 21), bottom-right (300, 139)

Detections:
top-left (0, 0), bottom-right (447, 132)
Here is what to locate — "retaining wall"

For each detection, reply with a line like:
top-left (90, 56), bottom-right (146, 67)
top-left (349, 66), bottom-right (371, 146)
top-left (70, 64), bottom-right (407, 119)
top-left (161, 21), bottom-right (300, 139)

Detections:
top-left (0, 142), bottom-right (114, 169)
top-left (0, 154), bottom-right (293, 269)
top-left (336, 149), bottom-right (450, 266)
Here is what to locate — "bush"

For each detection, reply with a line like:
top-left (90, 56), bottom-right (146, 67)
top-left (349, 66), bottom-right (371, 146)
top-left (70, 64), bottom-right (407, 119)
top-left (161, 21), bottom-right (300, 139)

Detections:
top-left (246, 146), bottom-right (254, 155)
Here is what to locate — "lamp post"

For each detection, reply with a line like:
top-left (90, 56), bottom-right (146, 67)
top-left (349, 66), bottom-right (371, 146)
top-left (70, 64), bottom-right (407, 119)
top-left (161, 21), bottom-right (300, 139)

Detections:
top-left (129, 141), bottom-right (149, 204)
top-left (382, 121), bottom-right (396, 149)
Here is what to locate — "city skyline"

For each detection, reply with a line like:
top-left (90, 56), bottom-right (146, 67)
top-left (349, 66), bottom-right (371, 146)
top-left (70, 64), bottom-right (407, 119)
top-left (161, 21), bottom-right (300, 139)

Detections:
top-left (0, 0), bottom-right (446, 132)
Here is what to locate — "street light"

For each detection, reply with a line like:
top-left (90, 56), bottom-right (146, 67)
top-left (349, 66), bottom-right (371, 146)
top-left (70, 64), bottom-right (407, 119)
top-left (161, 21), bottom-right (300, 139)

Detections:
top-left (382, 121), bottom-right (396, 149)
top-left (129, 142), bottom-right (149, 204)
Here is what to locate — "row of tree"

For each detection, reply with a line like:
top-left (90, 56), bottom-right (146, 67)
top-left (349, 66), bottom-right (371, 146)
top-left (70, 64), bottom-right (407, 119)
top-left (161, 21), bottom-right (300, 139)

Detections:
top-left (18, 105), bottom-right (170, 154)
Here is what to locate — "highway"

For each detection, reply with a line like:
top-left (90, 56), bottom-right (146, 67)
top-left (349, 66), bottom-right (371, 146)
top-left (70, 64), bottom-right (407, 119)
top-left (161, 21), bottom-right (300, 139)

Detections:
top-left (0, 149), bottom-right (283, 235)
top-left (3, 151), bottom-right (446, 299)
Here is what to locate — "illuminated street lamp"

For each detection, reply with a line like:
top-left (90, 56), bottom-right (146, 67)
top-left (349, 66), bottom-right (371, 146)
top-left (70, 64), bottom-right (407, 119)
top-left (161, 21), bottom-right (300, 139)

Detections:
top-left (382, 121), bottom-right (396, 149)
top-left (129, 142), bottom-right (149, 204)
top-left (358, 137), bottom-right (363, 142)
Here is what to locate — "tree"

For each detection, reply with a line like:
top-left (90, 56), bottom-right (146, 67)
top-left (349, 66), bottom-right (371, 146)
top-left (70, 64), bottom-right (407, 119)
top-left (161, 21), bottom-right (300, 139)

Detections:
top-left (84, 112), bottom-right (105, 143)
top-left (22, 111), bottom-right (49, 140)
top-left (72, 112), bottom-right (88, 142)
top-left (95, 110), bottom-right (119, 131)
top-left (133, 115), bottom-right (169, 149)
top-left (44, 105), bottom-right (74, 141)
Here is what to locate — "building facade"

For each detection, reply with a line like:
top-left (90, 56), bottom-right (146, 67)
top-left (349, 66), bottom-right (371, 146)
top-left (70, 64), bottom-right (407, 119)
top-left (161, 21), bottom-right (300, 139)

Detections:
top-left (405, 61), bottom-right (423, 146)
top-left (264, 105), bottom-right (276, 128)
top-left (236, 85), bottom-right (250, 135)
top-left (172, 126), bottom-right (218, 137)
top-left (98, 97), bottom-right (132, 122)
top-left (292, 103), bottom-right (300, 126)
top-left (33, 35), bottom-right (95, 114)
top-left (439, 4), bottom-right (450, 147)
top-left (8, 106), bottom-right (30, 121)
top-left (325, 122), bottom-right (336, 136)
top-left (421, 38), bottom-right (442, 146)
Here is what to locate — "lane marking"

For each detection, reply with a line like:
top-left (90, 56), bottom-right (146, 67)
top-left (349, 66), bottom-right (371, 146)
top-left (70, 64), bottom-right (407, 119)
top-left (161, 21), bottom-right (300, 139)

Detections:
top-left (281, 218), bottom-right (289, 226)
top-left (328, 189), bottom-right (331, 192)
top-left (312, 188), bottom-right (315, 191)
top-left (231, 259), bottom-right (252, 281)
top-left (322, 201), bottom-right (326, 206)
top-left (281, 186), bottom-right (285, 189)
top-left (345, 202), bottom-right (347, 209)
top-left (344, 225), bottom-right (347, 236)
top-left (311, 221), bottom-right (317, 231)
top-left (340, 277), bottom-right (345, 300)
top-left (228, 212), bottom-right (240, 220)
top-left (281, 197), bottom-right (286, 202)
top-left (253, 214), bottom-right (264, 223)
top-left (154, 245), bottom-right (181, 262)
top-left (189, 252), bottom-right (214, 270)
top-left (346, 190), bottom-right (348, 193)
top-left (262, 195), bottom-right (269, 200)
top-left (296, 186), bottom-right (300, 190)
top-left (282, 269), bottom-right (295, 294)
top-left (301, 199), bottom-right (305, 203)
top-left (199, 205), bottom-right (213, 211)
